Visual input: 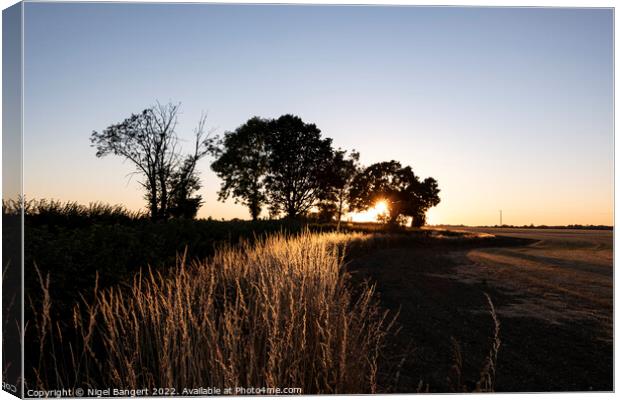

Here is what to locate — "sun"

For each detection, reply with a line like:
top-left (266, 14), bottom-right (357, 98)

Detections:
top-left (347, 199), bottom-right (390, 223)
top-left (374, 200), bottom-right (388, 215)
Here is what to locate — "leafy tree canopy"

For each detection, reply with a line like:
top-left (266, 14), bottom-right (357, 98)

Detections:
top-left (210, 117), bottom-right (269, 221)
top-left (349, 160), bottom-right (440, 227)
top-left (264, 115), bottom-right (335, 219)
top-left (211, 114), bottom-right (336, 220)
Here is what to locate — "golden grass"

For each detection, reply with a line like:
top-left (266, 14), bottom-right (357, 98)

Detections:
top-left (475, 293), bottom-right (501, 392)
top-left (30, 231), bottom-right (398, 394)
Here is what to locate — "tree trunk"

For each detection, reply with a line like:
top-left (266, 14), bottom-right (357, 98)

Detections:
top-left (411, 212), bottom-right (425, 228)
top-left (149, 179), bottom-right (158, 221)
top-left (250, 202), bottom-right (259, 221)
top-left (336, 190), bottom-right (344, 231)
top-left (249, 189), bottom-right (261, 221)
top-left (387, 206), bottom-right (400, 227)
top-left (159, 175), bottom-right (168, 220)
top-left (286, 203), bottom-right (297, 219)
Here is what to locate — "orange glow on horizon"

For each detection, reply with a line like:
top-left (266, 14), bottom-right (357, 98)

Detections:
top-left (347, 199), bottom-right (389, 223)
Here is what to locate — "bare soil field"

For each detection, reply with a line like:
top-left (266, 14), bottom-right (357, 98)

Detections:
top-left (348, 228), bottom-right (613, 392)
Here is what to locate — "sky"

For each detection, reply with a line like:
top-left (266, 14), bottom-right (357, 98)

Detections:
top-left (21, 3), bottom-right (613, 226)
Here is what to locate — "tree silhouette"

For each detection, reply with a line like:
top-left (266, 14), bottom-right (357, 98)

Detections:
top-left (349, 160), bottom-right (440, 227)
top-left (211, 115), bottom-right (335, 220)
top-left (91, 102), bottom-right (212, 220)
top-left (406, 176), bottom-right (440, 227)
top-left (167, 121), bottom-right (211, 219)
top-left (210, 117), bottom-right (269, 221)
top-left (317, 149), bottom-right (360, 229)
top-left (264, 115), bottom-right (335, 219)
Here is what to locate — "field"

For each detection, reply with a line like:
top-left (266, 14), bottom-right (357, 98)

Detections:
top-left (13, 204), bottom-right (613, 394)
top-left (348, 227), bottom-right (613, 391)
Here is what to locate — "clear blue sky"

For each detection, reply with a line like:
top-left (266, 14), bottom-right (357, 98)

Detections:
top-left (23, 3), bottom-right (613, 225)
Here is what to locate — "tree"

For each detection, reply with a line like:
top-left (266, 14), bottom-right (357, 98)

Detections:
top-left (315, 201), bottom-right (339, 223)
top-left (264, 115), bottom-right (335, 219)
top-left (210, 117), bottom-right (269, 221)
top-left (349, 160), bottom-right (440, 227)
top-left (405, 176), bottom-right (440, 227)
top-left (317, 149), bottom-right (360, 229)
top-left (211, 114), bottom-right (348, 221)
top-left (167, 118), bottom-right (211, 218)
top-left (91, 102), bottom-right (212, 220)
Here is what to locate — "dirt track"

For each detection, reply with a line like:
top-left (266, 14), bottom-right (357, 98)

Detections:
top-left (454, 227), bottom-right (612, 337)
top-left (456, 227), bottom-right (612, 249)
top-left (348, 228), bottom-right (613, 392)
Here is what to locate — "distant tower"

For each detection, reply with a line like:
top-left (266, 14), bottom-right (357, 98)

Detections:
top-left (499, 210), bottom-right (503, 226)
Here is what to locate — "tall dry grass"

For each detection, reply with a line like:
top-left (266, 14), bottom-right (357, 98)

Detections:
top-left (29, 231), bottom-right (397, 394)
top-left (446, 293), bottom-right (501, 393)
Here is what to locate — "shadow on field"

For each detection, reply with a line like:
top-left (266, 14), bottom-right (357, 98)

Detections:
top-left (346, 232), bottom-right (613, 392)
